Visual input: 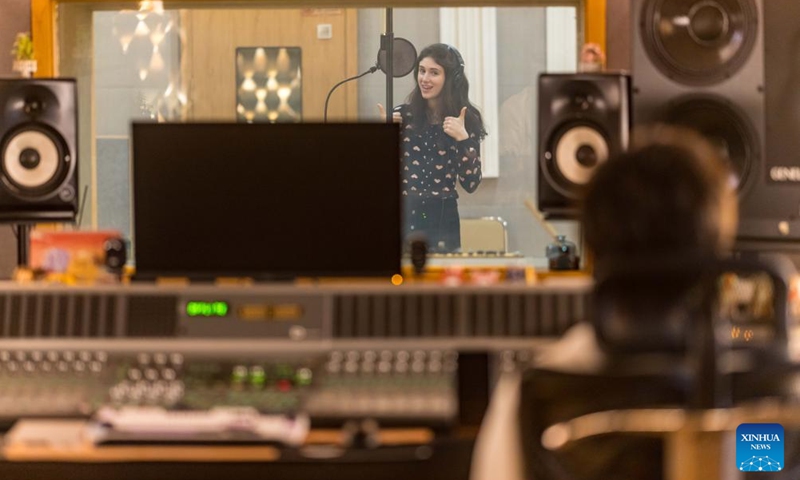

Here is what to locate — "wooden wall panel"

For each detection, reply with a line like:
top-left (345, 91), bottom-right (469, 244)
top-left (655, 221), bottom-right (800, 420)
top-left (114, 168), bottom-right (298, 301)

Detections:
top-left (183, 9), bottom-right (357, 121)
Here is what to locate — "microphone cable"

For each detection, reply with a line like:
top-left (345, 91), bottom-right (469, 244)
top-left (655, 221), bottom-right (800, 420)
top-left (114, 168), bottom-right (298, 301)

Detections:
top-left (324, 65), bottom-right (379, 123)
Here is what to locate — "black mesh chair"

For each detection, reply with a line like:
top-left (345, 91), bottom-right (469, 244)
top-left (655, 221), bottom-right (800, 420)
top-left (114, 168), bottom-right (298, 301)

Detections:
top-left (520, 254), bottom-right (798, 480)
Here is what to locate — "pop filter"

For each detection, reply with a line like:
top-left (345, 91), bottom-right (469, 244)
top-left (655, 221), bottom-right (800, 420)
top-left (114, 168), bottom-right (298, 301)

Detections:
top-left (377, 37), bottom-right (417, 78)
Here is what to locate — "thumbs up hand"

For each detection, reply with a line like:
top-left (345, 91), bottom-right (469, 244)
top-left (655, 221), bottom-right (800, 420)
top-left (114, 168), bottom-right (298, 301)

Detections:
top-left (443, 106), bottom-right (469, 141)
top-left (377, 103), bottom-right (402, 123)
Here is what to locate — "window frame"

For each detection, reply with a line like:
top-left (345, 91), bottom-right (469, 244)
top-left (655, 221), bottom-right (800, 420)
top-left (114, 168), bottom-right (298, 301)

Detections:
top-left (33, 0), bottom-right (604, 79)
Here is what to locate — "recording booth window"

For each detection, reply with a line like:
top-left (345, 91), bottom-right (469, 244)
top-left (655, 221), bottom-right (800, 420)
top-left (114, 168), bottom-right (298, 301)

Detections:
top-left (50, 0), bottom-right (585, 272)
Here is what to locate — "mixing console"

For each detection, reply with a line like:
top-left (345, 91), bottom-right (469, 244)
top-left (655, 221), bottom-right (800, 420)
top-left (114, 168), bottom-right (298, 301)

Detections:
top-left (0, 339), bottom-right (538, 430)
top-left (0, 281), bottom-right (589, 430)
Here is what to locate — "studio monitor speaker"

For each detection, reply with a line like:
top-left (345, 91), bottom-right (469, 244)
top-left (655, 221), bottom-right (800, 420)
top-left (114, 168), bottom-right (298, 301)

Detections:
top-left (631, 0), bottom-right (800, 243)
top-left (0, 78), bottom-right (78, 223)
top-left (537, 73), bottom-right (631, 218)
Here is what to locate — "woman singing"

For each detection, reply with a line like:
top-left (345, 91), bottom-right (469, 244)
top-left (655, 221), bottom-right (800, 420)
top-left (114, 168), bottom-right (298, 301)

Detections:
top-left (380, 43), bottom-right (487, 253)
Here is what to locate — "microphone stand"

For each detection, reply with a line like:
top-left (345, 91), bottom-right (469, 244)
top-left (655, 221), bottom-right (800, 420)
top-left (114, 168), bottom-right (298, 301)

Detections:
top-left (16, 224), bottom-right (30, 267)
top-left (323, 8), bottom-right (396, 122)
top-left (383, 8), bottom-right (394, 123)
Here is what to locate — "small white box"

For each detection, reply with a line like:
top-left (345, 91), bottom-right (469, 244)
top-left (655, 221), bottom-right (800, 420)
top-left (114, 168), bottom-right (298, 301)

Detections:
top-left (317, 24), bottom-right (333, 40)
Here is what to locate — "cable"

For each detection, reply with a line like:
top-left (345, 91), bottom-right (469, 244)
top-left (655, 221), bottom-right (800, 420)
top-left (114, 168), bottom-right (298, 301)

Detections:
top-left (324, 65), bottom-right (379, 123)
top-left (75, 184), bottom-right (89, 229)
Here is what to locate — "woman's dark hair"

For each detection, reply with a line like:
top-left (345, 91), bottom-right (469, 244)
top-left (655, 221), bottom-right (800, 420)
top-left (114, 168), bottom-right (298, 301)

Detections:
top-left (406, 43), bottom-right (487, 141)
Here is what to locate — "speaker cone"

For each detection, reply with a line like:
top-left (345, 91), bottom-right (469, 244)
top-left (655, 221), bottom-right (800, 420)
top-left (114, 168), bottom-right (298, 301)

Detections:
top-left (662, 95), bottom-right (757, 192)
top-left (1, 126), bottom-right (69, 199)
top-left (543, 123), bottom-right (609, 197)
top-left (641, 0), bottom-right (758, 85)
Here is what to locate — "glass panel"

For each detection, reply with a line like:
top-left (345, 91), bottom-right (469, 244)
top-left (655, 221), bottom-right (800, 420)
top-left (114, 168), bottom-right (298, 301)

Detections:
top-left (57, 1), bottom-right (583, 270)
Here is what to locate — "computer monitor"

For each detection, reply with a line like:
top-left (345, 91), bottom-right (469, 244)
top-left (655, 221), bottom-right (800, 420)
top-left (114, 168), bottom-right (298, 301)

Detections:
top-left (131, 122), bottom-right (401, 280)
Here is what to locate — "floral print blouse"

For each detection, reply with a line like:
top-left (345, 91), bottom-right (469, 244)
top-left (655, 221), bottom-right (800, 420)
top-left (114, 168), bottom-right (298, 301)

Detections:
top-left (395, 104), bottom-right (482, 200)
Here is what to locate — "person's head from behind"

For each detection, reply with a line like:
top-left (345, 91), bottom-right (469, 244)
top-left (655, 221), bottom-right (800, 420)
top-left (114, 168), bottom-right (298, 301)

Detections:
top-left (582, 125), bottom-right (738, 269)
top-left (582, 125), bottom-right (738, 348)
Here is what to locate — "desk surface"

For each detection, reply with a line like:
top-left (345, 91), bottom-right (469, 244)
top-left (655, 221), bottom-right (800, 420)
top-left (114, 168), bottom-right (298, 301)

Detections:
top-left (0, 422), bottom-right (473, 480)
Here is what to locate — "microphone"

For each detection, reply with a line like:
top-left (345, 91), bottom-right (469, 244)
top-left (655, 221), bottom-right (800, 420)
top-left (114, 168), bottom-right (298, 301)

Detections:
top-left (323, 37), bottom-right (416, 122)
top-left (323, 66), bottom-right (378, 122)
top-left (408, 233), bottom-right (428, 276)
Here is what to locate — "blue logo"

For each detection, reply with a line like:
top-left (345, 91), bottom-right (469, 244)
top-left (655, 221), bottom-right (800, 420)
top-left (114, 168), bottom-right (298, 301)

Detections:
top-left (737, 423), bottom-right (784, 472)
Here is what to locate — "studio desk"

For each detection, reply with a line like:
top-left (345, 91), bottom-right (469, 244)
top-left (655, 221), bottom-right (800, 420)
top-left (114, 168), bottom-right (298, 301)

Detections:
top-left (0, 278), bottom-right (590, 480)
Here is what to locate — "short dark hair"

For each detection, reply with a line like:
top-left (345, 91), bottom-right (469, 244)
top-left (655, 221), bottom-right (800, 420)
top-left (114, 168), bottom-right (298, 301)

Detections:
top-left (582, 125), bottom-right (737, 265)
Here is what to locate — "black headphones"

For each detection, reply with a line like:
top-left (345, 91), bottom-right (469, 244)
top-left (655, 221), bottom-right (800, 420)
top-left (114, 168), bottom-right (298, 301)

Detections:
top-left (446, 44), bottom-right (466, 88)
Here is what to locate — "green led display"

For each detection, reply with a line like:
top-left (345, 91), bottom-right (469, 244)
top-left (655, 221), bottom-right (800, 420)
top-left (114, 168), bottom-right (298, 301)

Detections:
top-left (186, 301), bottom-right (229, 317)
